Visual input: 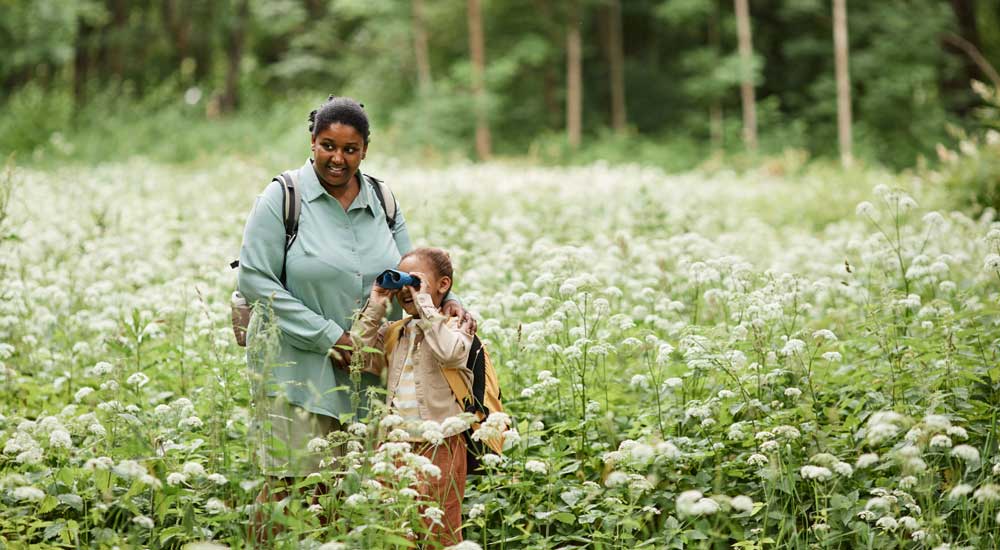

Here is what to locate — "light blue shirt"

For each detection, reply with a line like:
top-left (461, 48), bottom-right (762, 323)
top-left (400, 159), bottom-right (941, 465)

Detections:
top-left (238, 159), bottom-right (410, 420)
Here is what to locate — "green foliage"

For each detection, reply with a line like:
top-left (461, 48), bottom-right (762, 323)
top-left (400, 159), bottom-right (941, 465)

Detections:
top-left (3, 157), bottom-right (1000, 547)
top-left (930, 82), bottom-right (1000, 215)
top-left (0, 0), bottom-right (996, 168)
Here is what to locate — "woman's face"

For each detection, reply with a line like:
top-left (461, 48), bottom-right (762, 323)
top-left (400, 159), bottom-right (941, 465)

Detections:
top-left (311, 122), bottom-right (367, 190)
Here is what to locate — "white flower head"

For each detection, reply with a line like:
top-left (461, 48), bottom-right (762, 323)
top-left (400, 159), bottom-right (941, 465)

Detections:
top-left (423, 506), bottom-right (445, 525)
top-left (307, 438), bottom-right (331, 453)
top-left (951, 444), bottom-right (980, 464)
top-left (13, 486), bottom-right (45, 502)
top-left (676, 490), bottom-right (720, 517)
top-left (132, 515), bottom-right (154, 529)
top-left (524, 460), bottom-right (547, 474)
top-left (49, 430), bottom-right (72, 449)
top-left (126, 372), bottom-right (149, 387)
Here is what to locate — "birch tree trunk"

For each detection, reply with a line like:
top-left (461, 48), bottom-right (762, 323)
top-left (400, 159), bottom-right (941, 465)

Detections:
top-left (566, 0), bottom-right (583, 149)
top-left (734, 0), bottom-right (757, 152)
top-left (833, 0), bottom-right (853, 167)
top-left (467, 0), bottom-right (492, 160)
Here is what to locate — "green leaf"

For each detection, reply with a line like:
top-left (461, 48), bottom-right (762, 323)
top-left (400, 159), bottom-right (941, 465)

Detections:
top-left (553, 512), bottom-right (576, 524)
top-left (57, 493), bottom-right (83, 512)
top-left (38, 495), bottom-right (59, 514)
top-left (42, 521), bottom-right (64, 540)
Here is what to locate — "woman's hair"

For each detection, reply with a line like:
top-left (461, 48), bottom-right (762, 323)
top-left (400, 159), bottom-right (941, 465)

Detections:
top-left (401, 247), bottom-right (453, 293)
top-left (308, 95), bottom-right (370, 143)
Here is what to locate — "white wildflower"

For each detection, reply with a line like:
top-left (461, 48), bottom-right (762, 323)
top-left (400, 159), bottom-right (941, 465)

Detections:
top-left (13, 486), bottom-right (45, 502)
top-left (132, 515), bottom-right (154, 529)
top-left (524, 460), bottom-right (547, 474)
top-left (676, 490), bottom-right (719, 517)
top-left (951, 444), bottom-right (980, 464)
top-left (800, 465), bottom-right (833, 481)
top-left (949, 484), bottom-right (973, 499)
top-left (307, 438), bottom-right (331, 453)
top-left (126, 372), bottom-right (149, 387)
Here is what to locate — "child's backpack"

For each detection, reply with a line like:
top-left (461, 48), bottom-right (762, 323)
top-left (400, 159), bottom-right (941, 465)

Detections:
top-left (384, 322), bottom-right (507, 471)
top-left (230, 169), bottom-right (397, 346)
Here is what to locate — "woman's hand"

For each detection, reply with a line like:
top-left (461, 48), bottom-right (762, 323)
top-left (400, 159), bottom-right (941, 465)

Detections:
top-left (442, 300), bottom-right (477, 335)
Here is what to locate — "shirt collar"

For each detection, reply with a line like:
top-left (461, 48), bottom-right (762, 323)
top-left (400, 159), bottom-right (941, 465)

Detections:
top-left (300, 158), bottom-right (377, 216)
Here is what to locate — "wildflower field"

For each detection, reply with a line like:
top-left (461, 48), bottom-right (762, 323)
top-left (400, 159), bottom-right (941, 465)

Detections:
top-left (1, 157), bottom-right (999, 550)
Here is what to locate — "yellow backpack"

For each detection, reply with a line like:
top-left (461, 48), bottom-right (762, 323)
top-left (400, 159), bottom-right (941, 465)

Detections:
top-left (384, 319), bottom-right (506, 464)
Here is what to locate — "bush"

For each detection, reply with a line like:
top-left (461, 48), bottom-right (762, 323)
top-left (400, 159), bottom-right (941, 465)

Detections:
top-left (929, 82), bottom-right (1000, 215)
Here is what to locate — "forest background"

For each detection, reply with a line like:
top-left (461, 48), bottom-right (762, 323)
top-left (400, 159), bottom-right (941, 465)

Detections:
top-left (2, 0), bottom-right (1000, 174)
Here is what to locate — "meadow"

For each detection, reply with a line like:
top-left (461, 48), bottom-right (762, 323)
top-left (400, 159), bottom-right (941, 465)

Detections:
top-left (1, 154), bottom-right (999, 549)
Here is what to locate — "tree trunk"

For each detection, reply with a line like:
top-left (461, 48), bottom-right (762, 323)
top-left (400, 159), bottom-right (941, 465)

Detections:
top-left (833, 0), bottom-right (853, 167)
top-left (412, 0), bottom-right (433, 92)
top-left (221, 0), bottom-right (249, 113)
top-left (566, 0), bottom-right (583, 149)
top-left (534, 0), bottom-right (561, 129)
top-left (104, 0), bottom-right (128, 81)
top-left (605, 0), bottom-right (627, 133)
top-left (708, 0), bottom-right (723, 150)
top-left (74, 19), bottom-right (93, 107)
top-left (733, 0), bottom-right (757, 152)
top-left (467, 0), bottom-right (492, 160)
top-left (162, 0), bottom-right (191, 64)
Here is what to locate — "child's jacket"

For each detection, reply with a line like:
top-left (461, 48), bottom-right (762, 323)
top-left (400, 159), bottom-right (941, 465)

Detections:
top-left (354, 293), bottom-right (473, 425)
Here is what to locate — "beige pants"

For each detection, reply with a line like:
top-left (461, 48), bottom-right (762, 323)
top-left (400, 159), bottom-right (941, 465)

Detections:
top-left (254, 396), bottom-right (344, 478)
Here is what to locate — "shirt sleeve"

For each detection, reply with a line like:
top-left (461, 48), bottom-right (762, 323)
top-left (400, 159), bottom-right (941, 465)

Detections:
top-left (390, 200), bottom-right (412, 256)
top-left (352, 298), bottom-right (389, 376)
top-left (237, 181), bottom-right (343, 354)
top-left (414, 293), bottom-right (472, 368)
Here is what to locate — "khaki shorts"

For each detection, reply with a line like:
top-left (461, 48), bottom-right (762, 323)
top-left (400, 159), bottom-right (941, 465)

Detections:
top-left (254, 396), bottom-right (344, 478)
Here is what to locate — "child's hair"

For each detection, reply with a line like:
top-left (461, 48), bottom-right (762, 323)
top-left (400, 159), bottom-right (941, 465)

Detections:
top-left (401, 247), bottom-right (453, 293)
top-left (400, 246), bottom-right (454, 279)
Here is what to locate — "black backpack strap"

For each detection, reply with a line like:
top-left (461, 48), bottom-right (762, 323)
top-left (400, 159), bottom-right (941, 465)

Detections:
top-left (277, 170), bottom-right (301, 288)
top-left (465, 335), bottom-right (489, 416)
top-left (365, 173), bottom-right (397, 231)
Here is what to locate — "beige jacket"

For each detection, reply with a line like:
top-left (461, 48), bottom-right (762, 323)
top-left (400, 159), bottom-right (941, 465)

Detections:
top-left (354, 293), bottom-right (473, 423)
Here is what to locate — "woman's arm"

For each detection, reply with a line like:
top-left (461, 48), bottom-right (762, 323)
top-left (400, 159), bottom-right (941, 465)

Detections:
top-left (237, 181), bottom-right (343, 354)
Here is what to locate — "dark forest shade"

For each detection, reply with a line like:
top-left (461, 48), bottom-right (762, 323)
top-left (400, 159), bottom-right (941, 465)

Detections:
top-left (1, 0), bottom-right (998, 167)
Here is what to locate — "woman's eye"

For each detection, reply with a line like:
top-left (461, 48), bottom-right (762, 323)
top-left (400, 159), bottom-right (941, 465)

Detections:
top-left (345, 147), bottom-right (356, 154)
top-left (323, 144), bottom-right (334, 151)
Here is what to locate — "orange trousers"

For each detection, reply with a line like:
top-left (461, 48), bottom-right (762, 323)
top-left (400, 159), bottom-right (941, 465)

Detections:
top-left (414, 434), bottom-right (467, 547)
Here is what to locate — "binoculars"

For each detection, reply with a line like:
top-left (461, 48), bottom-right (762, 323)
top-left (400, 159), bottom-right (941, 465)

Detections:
top-left (376, 269), bottom-right (421, 289)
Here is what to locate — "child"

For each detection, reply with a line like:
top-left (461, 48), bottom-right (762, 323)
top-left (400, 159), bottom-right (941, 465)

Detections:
top-left (354, 247), bottom-right (474, 546)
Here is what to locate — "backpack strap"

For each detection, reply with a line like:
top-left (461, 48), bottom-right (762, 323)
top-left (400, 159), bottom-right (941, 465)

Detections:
top-left (364, 173), bottom-right (397, 231)
top-left (229, 170), bottom-right (301, 276)
top-left (277, 170), bottom-right (301, 288)
top-left (382, 318), bottom-right (411, 358)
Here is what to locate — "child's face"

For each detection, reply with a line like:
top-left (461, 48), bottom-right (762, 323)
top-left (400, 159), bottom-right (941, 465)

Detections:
top-left (396, 255), bottom-right (451, 317)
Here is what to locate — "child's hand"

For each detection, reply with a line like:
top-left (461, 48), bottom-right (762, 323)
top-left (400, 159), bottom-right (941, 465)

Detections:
top-left (409, 271), bottom-right (431, 296)
top-left (370, 282), bottom-right (395, 305)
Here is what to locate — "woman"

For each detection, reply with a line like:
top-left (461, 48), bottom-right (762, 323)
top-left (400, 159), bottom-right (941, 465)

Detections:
top-left (237, 96), bottom-right (472, 507)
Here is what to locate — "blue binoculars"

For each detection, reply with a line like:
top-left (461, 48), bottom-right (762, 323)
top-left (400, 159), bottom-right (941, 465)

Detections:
top-left (376, 269), bottom-right (421, 289)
